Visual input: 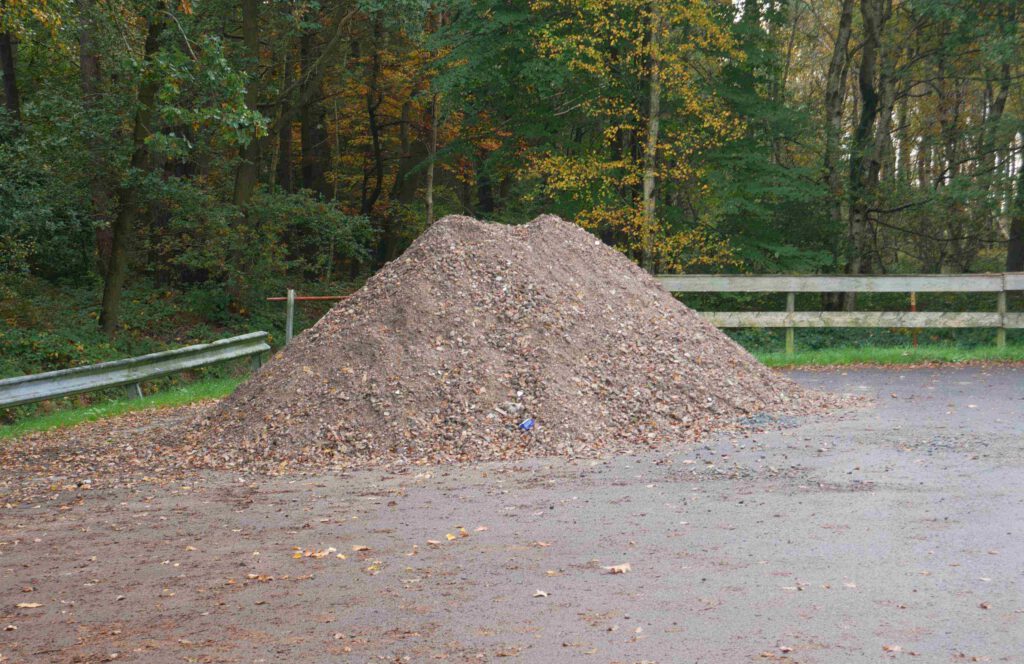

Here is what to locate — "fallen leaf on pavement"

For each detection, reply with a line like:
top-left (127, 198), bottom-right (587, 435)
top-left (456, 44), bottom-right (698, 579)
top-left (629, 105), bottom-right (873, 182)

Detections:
top-left (533, 590), bottom-right (548, 598)
top-left (604, 563), bottom-right (632, 574)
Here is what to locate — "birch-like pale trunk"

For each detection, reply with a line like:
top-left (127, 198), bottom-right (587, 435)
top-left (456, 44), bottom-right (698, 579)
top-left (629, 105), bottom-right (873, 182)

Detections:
top-left (641, 3), bottom-right (662, 273)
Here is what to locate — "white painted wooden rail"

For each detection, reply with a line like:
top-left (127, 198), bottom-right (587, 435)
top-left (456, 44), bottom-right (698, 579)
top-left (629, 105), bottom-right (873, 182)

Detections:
top-left (0, 332), bottom-right (270, 409)
top-left (655, 273), bottom-right (1024, 353)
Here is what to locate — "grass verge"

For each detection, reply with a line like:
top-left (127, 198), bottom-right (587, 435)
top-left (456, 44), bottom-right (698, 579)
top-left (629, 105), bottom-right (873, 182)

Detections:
top-left (756, 344), bottom-right (1024, 368)
top-left (0, 376), bottom-right (243, 440)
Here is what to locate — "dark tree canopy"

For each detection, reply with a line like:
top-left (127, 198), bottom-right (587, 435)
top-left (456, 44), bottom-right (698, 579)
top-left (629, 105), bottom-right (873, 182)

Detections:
top-left (1, 0), bottom-right (1022, 335)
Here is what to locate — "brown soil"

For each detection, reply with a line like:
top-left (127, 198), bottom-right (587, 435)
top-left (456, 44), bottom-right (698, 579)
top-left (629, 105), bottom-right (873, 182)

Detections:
top-left (191, 215), bottom-right (829, 467)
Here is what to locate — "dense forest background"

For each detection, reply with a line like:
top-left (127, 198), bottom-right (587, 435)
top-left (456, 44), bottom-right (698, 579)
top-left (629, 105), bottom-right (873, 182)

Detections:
top-left (2, 0), bottom-right (1023, 377)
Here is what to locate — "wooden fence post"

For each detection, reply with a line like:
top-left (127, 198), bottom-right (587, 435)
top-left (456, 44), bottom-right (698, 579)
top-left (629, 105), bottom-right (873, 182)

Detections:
top-left (785, 292), bottom-right (795, 355)
top-left (997, 285), bottom-right (1006, 349)
top-left (910, 291), bottom-right (918, 347)
top-left (285, 288), bottom-right (295, 345)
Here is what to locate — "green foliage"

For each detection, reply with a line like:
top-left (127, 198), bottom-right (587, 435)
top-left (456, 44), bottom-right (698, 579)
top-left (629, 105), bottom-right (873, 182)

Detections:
top-left (0, 113), bottom-right (93, 281)
top-left (150, 33), bottom-right (268, 156)
top-left (700, 2), bottom-right (834, 273)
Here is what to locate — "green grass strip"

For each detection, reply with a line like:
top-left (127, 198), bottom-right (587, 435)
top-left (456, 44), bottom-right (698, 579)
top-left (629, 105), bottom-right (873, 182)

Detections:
top-left (756, 344), bottom-right (1024, 368)
top-left (0, 375), bottom-right (243, 440)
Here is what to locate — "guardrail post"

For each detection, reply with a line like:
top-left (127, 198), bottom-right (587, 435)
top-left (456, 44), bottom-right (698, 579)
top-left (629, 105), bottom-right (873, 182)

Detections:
top-left (250, 352), bottom-right (263, 372)
top-left (125, 383), bottom-right (143, 400)
top-left (285, 288), bottom-right (295, 345)
top-left (785, 292), bottom-right (795, 355)
top-left (997, 284), bottom-right (1006, 349)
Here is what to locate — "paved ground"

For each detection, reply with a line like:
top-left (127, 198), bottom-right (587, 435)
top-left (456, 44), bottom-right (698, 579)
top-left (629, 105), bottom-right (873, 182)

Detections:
top-left (1, 366), bottom-right (1022, 663)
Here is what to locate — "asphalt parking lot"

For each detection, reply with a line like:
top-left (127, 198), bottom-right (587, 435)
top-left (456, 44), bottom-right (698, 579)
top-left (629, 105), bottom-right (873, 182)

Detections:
top-left (1, 365), bottom-right (1022, 663)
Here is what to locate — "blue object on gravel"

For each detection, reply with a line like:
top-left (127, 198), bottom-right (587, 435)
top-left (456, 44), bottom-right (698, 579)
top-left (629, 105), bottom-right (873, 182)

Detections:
top-left (519, 418), bottom-right (535, 432)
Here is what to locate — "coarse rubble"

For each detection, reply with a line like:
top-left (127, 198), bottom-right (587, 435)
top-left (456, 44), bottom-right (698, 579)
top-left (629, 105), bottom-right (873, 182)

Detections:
top-left (190, 214), bottom-right (833, 467)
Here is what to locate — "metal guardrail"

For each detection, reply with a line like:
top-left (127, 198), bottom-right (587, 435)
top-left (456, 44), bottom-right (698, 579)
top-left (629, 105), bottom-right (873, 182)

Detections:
top-left (0, 332), bottom-right (270, 409)
top-left (655, 273), bottom-right (1024, 354)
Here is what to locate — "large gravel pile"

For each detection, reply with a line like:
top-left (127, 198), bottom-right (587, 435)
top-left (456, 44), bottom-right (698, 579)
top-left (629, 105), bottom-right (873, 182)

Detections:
top-left (196, 215), bottom-right (829, 467)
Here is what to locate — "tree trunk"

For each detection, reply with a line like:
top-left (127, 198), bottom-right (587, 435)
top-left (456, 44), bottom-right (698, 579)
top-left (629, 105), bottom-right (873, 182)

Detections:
top-left (231, 0), bottom-right (261, 208)
top-left (425, 93), bottom-right (439, 225)
top-left (275, 50), bottom-right (294, 192)
top-left (99, 7), bottom-right (165, 335)
top-left (895, 93), bottom-right (910, 183)
top-left (477, 169), bottom-right (495, 214)
top-left (391, 100), bottom-right (422, 206)
top-left (821, 0), bottom-right (855, 310)
top-left (640, 3), bottom-right (662, 273)
top-left (844, 0), bottom-right (890, 309)
top-left (361, 26), bottom-right (384, 217)
top-left (299, 29), bottom-right (331, 198)
top-left (79, 0), bottom-right (113, 276)
top-left (0, 28), bottom-right (20, 122)
top-left (1008, 158), bottom-right (1024, 272)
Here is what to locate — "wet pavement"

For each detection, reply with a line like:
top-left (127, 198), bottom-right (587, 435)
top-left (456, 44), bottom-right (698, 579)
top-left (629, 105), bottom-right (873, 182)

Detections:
top-left (1, 366), bottom-right (1022, 663)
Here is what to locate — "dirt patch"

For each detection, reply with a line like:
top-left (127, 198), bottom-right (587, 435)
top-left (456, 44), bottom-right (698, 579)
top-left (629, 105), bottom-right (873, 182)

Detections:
top-left (0, 404), bottom-right (209, 505)
top-left (192, 215), bottom-right (831, 467)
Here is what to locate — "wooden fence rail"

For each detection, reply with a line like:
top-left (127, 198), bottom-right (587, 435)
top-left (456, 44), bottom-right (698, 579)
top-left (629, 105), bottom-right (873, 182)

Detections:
top-left (655, 273), bottom-right (1024, 354)
top-left (0, 332), bottom-right (270, 409)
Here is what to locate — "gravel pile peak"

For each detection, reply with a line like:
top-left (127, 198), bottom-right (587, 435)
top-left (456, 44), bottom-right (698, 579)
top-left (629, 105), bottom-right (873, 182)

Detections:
top-left (197, 214), bottom-right (826, 466)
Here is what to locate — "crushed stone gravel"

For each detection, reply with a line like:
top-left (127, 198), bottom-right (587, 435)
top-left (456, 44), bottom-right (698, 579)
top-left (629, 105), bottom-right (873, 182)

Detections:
top-left (1, 214), bottom-right (842, 505)
top-left (188, 214), bottom-right (837, 467)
